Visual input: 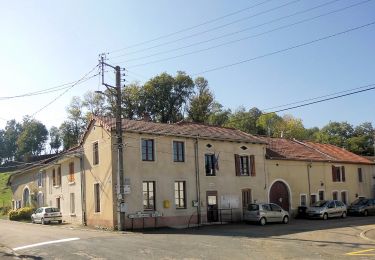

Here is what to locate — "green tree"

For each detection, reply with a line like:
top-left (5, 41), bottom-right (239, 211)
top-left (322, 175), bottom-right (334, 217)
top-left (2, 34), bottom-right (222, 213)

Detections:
top-left (122, 82), bottom-right (146, 119)
top-left (225, 106), bottom-right (262, 134)
top-left (188, 77), bottom-right (214, 123)
top-left (315, 121), bottom-right (354, 148)
top-left (17, 117), bottom-right (48, 157)
top-left (256, 113), bottom-right (283, 137)
top-left (82, 91), bottom-right (107, 119)
top-left (3, 119), bottom-right (22, 160)
top-left (143, 71), bottom-right (194, 123)
top-left (276, 115), bottom-right (307, 139)
top-left (207, 102), bottom-right (231, 126)
top-left (346, 122), bottom-right (374, 155)
top-left (49, 126), bottom-right (62, 154)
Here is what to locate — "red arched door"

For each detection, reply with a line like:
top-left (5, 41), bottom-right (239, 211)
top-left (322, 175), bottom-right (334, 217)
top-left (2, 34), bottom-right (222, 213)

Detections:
top-left (269, 181), bottom-right (290, 211)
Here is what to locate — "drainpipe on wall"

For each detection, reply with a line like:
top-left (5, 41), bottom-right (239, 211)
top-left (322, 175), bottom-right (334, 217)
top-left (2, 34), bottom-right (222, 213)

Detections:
top-left (79, 154), bottom-right (87, 226)
top-left (194, 136), bottom-right (201, 226)
top-left (307, 162), bottom-right (312, 206)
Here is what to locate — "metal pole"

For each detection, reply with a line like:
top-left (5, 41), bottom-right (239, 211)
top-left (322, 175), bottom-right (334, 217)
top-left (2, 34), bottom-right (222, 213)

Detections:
top-left (115, 65), bottom-right (125, 231)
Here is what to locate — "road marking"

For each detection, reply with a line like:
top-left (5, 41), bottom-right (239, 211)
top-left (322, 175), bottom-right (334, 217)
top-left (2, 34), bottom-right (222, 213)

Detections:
top-left (346, 249), bottom-right (375, 256)
top-left (13, 237), bottom-right (80, 251)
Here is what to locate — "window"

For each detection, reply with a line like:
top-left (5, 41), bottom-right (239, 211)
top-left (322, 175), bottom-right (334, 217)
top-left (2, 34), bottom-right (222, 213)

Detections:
top-left (142, 139), bottom-right (154, 161)
top-left (52, 169), bottom-right (56, 186)
top-left (332, 166), bottom-right (346, 182)
top-left (175, 181), bottom-right (186, 209)
top-left (94, 183), bottom-right (100, 212)
top-left (68, 162), bottom-right (75, 183)
top-left (93, 142), bottom-right (99, 165)
top-left (56, 197), bottom-right (61, 210)
top-left (300, 194), bottom-right (307, 206)
top-left (235, 154), bottom-right (255, 176)
top-left (143, 181), bottom-right (155, 210)
top-left (332, 191), bottom-right (338, 200)
top-left (318, 190), bottom-right (324, 201)
top-left (37, 171), bottom-right (43, 187)
top-left (37, 193), bottom-right (44, 207)
top-left (262, 204), bottom-right (271, 211)
top-left (270, 204), bottom-right (282, 211)
top-left (358, 168), bottom-right (363, 183)
top-left (310, 194), bottom-right (317, 205)
top-left (205, 154), bottom-right (216, 176)
top-left (173, 141), bottom-right (185, 162)
top-left (341, 191), bottom-right (348, 205)
top-left (70, 193), bottom-right (75, 214)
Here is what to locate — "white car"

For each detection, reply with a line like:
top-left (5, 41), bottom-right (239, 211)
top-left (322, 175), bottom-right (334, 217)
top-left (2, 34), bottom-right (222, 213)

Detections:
top-left (31, 207), bottom-right (62, 225)
top-left (244, 203), bottom-right (289, 225)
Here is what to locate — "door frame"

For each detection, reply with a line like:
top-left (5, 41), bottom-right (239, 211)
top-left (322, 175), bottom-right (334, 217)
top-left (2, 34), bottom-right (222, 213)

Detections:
top-left (268, 179), bottom-right (292, 211)
top-left (206, 191), bottom-right (218, 222)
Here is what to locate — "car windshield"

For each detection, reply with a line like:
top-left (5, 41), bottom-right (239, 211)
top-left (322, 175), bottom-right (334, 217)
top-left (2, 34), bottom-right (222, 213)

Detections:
top-left (247, 204), bottom-right (259, 211)
top-left (351, 199), bottom-right (368, 206)
top-left (45, 207), bottom-right (60, 213)
top-left (311, 201), bottom-right (328, 207)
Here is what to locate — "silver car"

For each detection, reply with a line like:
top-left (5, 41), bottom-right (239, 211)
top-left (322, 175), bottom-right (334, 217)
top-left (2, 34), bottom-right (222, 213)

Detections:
top-left (31, 207), bottom-right (62, 225)
top-left (244, 203), bottom-right (289, 225)
top-left (306, 200), bottom-right (347, 220)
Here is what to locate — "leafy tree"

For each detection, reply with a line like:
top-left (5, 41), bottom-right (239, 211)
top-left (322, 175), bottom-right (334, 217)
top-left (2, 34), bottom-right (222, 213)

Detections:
top-left (3, 119), bottom-right (22, 160)
top-left (225, 106), bottom-right (262, 134)
top-left (305, 127), bottom-right (320, 140)
top-left (59, 121), bottom-right (79, 150)
top-left (122, 82), bottom-right (146, 119)
top-left (82, 91), bottom-right (107, 119)
top-left (17, 117), bottom-right (48, 157)
top-left (188, 77), bottom-right (214, 123)
top-left (346, 122), bottom-right (374, 155)
top-left (276, 115), bottom-right (307, 139)
top-left (256, 113), bottom-right (283, 137)
top-left (143, 71), bottom-right (194, 123)
top-left (314, 121), bottom-right (354, 148)
top-left (207, 102), bottom-right (231, 126)
top-left (49, 126), bottom-right (62, 154)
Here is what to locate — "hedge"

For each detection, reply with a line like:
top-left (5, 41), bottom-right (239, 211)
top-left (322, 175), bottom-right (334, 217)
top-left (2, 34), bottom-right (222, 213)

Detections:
top-left (8, 207), bottom-right (34, 221)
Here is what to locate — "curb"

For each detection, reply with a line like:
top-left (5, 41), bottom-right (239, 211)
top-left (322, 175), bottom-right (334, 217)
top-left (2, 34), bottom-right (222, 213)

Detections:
top-left (360, 228), bottom-right (375, 243)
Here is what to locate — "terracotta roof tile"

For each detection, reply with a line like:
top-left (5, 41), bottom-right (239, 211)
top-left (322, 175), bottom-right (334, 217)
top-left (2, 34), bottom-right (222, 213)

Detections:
top-left (94, 117), bottom-right (266, 144)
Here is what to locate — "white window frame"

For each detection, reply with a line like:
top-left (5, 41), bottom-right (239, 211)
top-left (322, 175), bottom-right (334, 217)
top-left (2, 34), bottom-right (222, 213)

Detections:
top-left (300, 193), bottom-right (307, 207)
top-left (318, 189), bottom-right (325, 201)
top-left (238, 153), bottom-right (250, 176)
top-left (70, 193), bottom-right (76, 215)
top-left (174, 180), bottom-right (187, 209)
top-left (92, 140), bottom-right (100, 166)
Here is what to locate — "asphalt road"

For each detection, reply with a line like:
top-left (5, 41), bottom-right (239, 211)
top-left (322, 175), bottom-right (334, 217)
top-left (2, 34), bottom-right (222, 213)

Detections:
top-left (1, 216), bottom-right (375, 259)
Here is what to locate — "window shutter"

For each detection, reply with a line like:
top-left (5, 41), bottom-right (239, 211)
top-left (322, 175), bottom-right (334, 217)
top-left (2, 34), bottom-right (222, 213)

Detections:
top-left (250, 155), bottom-right (256, 176)
top-left (332, 166), bottom-right (336, 182)
top-left (341, 166), bottom-right (346, 182)
top-left (234, 154), bottom-right (240, 176)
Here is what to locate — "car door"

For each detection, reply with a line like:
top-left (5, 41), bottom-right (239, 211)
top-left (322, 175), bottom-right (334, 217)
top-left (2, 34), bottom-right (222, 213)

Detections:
top-left (335, 201), bottom-right (345, 216)
top-left (370, 199), bottom-right (375, 214)
top-left (35, 208), bottom-right (42, 222)
top-left (326, 201), bottom-right (336, 217)
top-left (270, 203), bottom-right (283, 222)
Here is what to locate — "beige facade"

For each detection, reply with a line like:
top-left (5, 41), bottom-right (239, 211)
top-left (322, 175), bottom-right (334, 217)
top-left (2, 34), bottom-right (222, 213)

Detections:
top-left (43, 153), bottom-right (83, 224)
top-left (266, 160), bottom-right (375, 215)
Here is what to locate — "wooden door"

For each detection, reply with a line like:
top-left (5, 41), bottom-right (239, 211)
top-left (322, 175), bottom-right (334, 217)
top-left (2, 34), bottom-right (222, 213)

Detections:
top-left (269, 181), bottom-right (290, 211)
top-left (242, 189), bottom-right (252, 212)
top-left (207, 191), bottom-right (218, 222)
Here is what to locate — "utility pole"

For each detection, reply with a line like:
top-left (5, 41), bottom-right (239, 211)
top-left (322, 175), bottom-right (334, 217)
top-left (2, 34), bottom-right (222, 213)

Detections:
top-left (98, 54), bottom-right (125, 231)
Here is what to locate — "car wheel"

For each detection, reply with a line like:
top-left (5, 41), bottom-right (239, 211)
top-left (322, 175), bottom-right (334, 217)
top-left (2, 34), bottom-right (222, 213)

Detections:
top-left (31, 217), bottom-right (35, 224)
top-left (323, 213), bottom-right (328, 220)
top-left (342, 211), bottom-right (347, 218)
top-left (282, 216), bottom-right (289, 224)
top-left (259, 217), bottom-right (266, 226)
top-left (363, 210), bottom-right (368, 217)
top-left (58, 220), bottom-right (62, 224)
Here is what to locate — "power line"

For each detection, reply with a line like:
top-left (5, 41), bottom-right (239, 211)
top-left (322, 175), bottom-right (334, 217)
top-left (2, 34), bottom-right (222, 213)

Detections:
top-left (265, 84), bottom-right (375, 114)
top-left (190, 21), bottom-right (375, 76)
top-left (111, 0), bottom-right (343, 61)
top-left (31, 65), bottom-right (99, 117)
top-left (124, 1), bottom-right (370, 68)
top-left (263, 83), bottom-right (375, 111)
top-left (107, 0), bottom-right (274, 54)
top-left (108, 0), bottom-right (302, 57)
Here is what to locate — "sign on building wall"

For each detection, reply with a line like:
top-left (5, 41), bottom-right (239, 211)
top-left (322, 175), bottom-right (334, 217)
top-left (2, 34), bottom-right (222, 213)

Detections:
top-left (220, 195), bottom-right (240, 209)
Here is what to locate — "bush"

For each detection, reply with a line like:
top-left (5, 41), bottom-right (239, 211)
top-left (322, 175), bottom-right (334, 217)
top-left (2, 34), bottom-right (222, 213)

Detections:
top-left (8, 207), bottom-right (34, 221)
top-left (0, 206), bottom-right (11, 216)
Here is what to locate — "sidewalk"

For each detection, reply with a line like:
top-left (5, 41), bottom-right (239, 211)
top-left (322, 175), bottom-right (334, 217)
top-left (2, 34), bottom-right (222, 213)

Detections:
top-left (363, 228), bottom-right (375, 242)
top-left (0, 245), bottom-right (19, 259)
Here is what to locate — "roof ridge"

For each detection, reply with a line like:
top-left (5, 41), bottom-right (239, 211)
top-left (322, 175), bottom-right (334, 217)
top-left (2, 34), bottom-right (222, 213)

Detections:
top-left (292, 139), bottom-right (336, 160)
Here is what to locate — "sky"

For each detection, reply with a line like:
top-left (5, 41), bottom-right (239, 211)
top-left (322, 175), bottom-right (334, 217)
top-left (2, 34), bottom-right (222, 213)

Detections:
top-left (0, 0), bottom-right (374, 130)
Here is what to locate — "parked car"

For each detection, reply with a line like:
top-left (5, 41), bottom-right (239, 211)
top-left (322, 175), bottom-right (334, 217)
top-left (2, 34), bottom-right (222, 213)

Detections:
top-left (306, 200), bottom-right (347, 220)
top-left (31, 207), bottom-right (62, 225)
top-left (348, 198), bottom-right (375, 216)
top-left (244, 203), bottom-right (289, 225)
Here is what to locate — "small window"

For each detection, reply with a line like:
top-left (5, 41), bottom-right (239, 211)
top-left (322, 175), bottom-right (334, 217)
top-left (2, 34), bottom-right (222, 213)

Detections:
top-left (205, 154), bottom-right (216, 176)
top-left (261, 204), bottom-right (271, 211)
top-left (37, 171), bottom-right (43, 187)
top-left (239, 156), bottom-right (249, 176)
top-left (57, 166), bottom-right (62, 186)
top-left (341, 191), bottom-right (348, 205)
top-left (358, 168), bottom-right (363, 183)
top-left (332, 191), bottom-right (338, 200)
top-left (68, 162), bottom-right (75, 183)
top-left (310, 194), bottom-right (317, 205)
top-left (300, 194), bottom-right (307, 206)
top-left (318, 190), bottom-right (324, 201)
top-left (143, 181), bottom-right (155, 210)
top-left (70, 193), bottom-right (75, 214)
top-left (52, 169), bottom-right (56, 186)
top-left (56, 197), bottom-right (61, 210)
top-left (142, 139), bottom-right (154, 161)
top-left (173, 141), bottom-right (185, 162)
top-left (94, 183), bottom-right (100, 212)
top-left (175, 181), bottom-right (186, 209)
top-left (93, 142), bottom-right (99, 165)
top-left (332, 166), bottom-right (346, 182)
